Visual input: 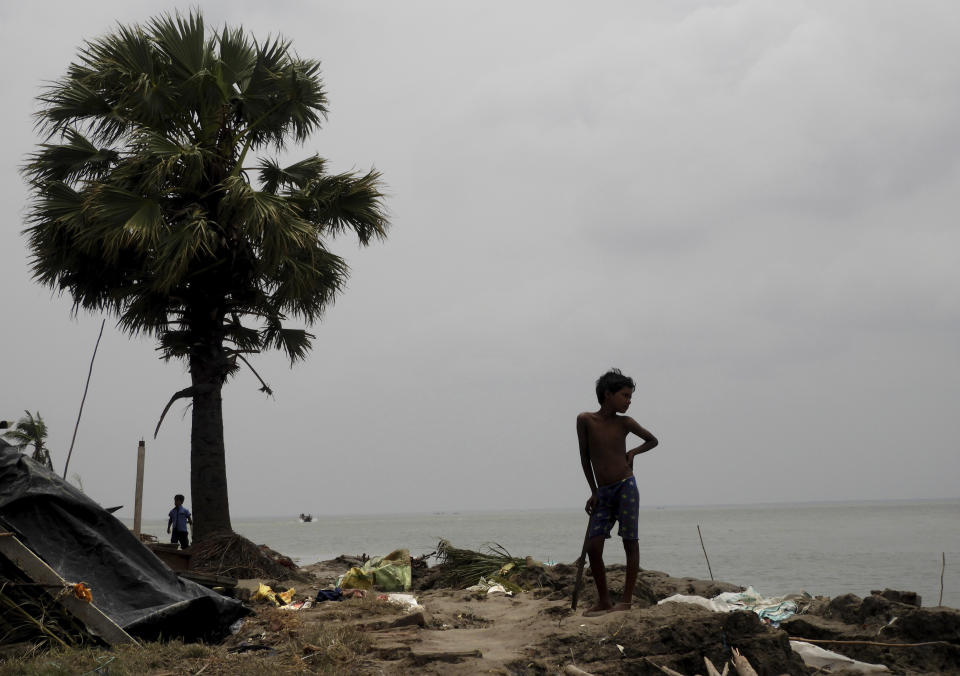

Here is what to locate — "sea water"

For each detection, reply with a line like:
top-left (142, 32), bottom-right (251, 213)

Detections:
top-left (134, 499), bottom-right (960, 608)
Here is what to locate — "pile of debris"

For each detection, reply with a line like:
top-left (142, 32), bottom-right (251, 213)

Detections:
top-left (189, 533), bottom-right (303, 582)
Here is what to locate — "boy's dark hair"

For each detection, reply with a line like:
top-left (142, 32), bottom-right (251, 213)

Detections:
top-left (174, 494), bottom-right (184, 503)
top-left (596, 368), bottom-right (635, 404)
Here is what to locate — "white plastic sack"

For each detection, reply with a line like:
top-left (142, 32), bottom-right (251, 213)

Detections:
top-left (790, 641), bottom-right (890, 673)
top-left (382, 593), bottom-right (423, 612)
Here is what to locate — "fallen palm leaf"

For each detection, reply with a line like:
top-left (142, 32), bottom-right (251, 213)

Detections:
top-left (433, 540), bottom-right (529, 589)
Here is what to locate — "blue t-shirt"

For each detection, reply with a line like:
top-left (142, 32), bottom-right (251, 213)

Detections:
top-left (168, 505), bottom-right (191, 532)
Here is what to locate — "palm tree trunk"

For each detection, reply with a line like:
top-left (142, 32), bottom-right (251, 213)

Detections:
top-left (189, 347), bottom-right (233, 541)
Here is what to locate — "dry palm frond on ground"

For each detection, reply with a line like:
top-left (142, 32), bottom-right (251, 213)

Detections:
top-left (433, 539), bottom-right (528, 590)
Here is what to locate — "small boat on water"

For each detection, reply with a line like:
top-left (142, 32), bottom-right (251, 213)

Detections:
top-left (299, 513), bottom-right (313, 523)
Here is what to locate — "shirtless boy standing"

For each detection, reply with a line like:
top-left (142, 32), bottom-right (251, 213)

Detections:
top-left (577, 368), bottom-right (659, 615)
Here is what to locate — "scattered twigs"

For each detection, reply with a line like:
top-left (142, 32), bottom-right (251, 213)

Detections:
top-left (63, 319), bottom-right (105, 479)
top-left (697, 524), bottom-right (714, 581)
top-left (940, 552), bottom-right (945, 606)
top-left (791, 637), bottom-right (958, 649)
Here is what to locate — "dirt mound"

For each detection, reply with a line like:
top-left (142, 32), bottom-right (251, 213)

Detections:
top-left (189, 533), bottom-right (305, 581)
top-left (415, 556), bottom-right (741, 605)
top-left (531, 603), bottom-right (808, 675)
top-left (512, 562), bottom-right (742, 609)
top-left (781, 589), bottom-right (960, 675)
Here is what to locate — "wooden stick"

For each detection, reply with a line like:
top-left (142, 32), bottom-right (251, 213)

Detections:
top-left (564, 665), bottom-right (597, 676)
top-left (643, 658), bottom-right (687, 676)
top-left (704, 655), bottom-right (724, 676)
top-left (571, 518), bottom-right (592, 611)
top-left (63, 318), bottom-right (105, 479)
top-left (697, 524), bottom-right (714, 581)
top-left (940, 552), bottom-right (945, 606)
top-left (0, 533), bottom-right (137, 645)
top-left (730, 648), bottom-right (757, 676)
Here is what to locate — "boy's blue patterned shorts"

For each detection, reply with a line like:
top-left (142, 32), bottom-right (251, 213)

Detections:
top-left (588, 476), bottom-right (639, 541)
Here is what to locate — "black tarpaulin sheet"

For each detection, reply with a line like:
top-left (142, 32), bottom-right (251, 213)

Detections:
top-left (0, 441), bottom-right (248, 642)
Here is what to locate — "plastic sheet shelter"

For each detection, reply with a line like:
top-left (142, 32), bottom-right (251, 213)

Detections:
top-left (0, 440), bottom-right (248, 642)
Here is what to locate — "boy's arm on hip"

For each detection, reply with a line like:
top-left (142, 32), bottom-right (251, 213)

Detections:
top-left (625, 417), bottom-right (658, 458)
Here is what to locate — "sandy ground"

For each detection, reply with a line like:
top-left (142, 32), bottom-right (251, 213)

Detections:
top-left (223, 556), bottom-right (960, 675)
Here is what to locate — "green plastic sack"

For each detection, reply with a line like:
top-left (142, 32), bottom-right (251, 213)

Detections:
top-left (340, 548), bottom-right (411, 591)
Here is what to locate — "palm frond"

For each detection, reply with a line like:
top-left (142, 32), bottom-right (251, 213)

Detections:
top-left (261, 321), bottom-right (314, 363)
top-left (147, 11), bottom-right (209, 84)
top-left (433, 540), bottom-right (529, 589)
top-left (264, 243), bottom-right (347, 323)
top-left (223, 315), bottom-right (262, 353)
top-left (24, 128), bottom-right (119, 186)
top-left (257, 155), bottom-right (326, 194)
top-left (215, 24), bottom-right (256, 93)
top-left (152, 213), bottom-right (221, 291)
top-left (299, 170), bottom-right (389, 245)
top-left (239, 39), bottom-right (327, 149)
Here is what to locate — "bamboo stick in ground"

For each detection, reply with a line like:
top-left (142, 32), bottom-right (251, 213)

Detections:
top-left (697, 524), bottom-right (714, 581)
top-left (940, 552), bottom-right (945, 606)
top-left (571, 519), bottom-right (592, 611)
top-left (63, 318), bottom-right (105, 479)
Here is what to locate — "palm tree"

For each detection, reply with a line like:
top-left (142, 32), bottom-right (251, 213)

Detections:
top-left (3, 411), bottom-right (53, 470)
top-left (23, 12), bottom-right (389, 540)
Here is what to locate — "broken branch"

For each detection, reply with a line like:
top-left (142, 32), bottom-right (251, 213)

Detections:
top-left (153, 387), bottom-right (195, 438)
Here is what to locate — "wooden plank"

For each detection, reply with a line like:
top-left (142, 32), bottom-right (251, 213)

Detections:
top-left (0, 532), bottom-right (139, 646)
top-left (178, 570), bottom-right (237, 589)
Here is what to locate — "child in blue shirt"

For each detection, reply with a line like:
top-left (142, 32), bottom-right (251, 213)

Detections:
top-left (167, 494), bottom-right (192, 549)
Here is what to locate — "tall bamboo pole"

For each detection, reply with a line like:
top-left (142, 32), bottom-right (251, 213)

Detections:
top-left (63, 319), bottom-right (106, 479)
top-left (697, 524), bottom-right (714, 581)
top-left (133, 440), bottom-right (145, 537)
top-left (940, 552), bottom-right (945, 607)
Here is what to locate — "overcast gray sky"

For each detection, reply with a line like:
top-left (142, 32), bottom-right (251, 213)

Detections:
top-left (2, 1), bottom-right (958, 521)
